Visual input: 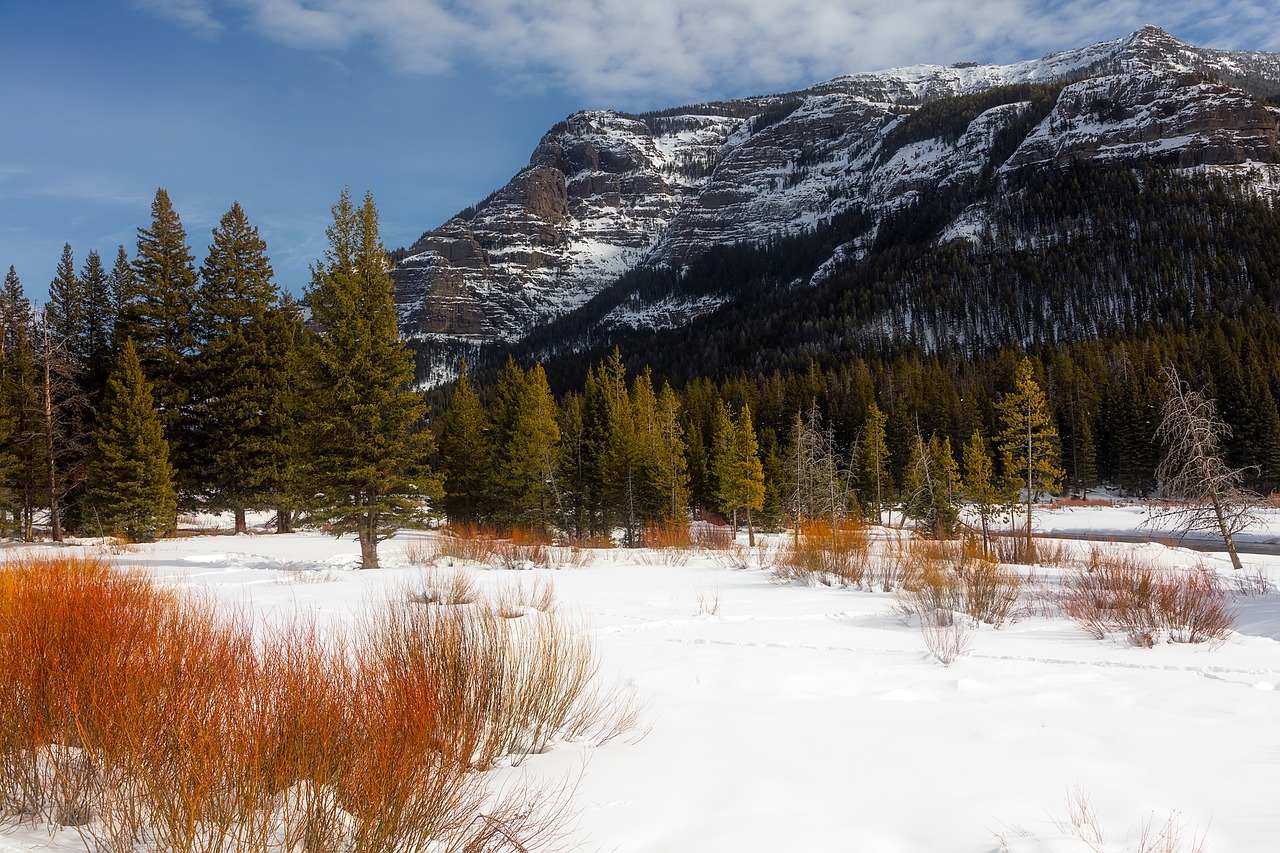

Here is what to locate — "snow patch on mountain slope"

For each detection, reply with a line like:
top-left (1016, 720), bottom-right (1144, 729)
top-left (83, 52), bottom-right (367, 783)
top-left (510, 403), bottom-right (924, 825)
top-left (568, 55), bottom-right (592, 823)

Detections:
top-left (602, 292), bottom-right (729, 332)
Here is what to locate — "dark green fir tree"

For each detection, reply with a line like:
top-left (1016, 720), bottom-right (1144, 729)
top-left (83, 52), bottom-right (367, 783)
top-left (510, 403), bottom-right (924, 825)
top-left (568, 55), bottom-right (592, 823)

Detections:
top-left (119, 188), bottom-right (198, 496)
top-left (86, 340), bottom-right (177, 541)
top-left (192, 201), bottom-right (285, 533)
top-left (436, 361), bottom-right (491, 523)
top-left (302, 188), bottom-right (436, 568)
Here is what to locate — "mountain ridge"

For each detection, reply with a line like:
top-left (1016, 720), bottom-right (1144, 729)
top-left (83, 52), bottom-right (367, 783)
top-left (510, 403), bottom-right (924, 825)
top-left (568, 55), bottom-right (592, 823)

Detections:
top-left (391, 26), bottom-right (1280, 386)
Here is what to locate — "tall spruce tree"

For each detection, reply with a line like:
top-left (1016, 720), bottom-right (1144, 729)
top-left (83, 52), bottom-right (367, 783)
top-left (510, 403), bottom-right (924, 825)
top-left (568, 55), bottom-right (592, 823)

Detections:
top-left (961, 430), bottom-right (1010, 555)
top-left (437, 361), bottom-right (491, 523)
top-left (86, 340), bottom-right (177, 542)
top-left (192, 201), bottom-right (285, 533)
top-left (0, 267), bottom-right (41, 538)
top-left (857, 401), bottom-right (891, 523)
top-left (260, 295), bottom-right (308, 533)
top-left (599, 349), bottom-right (643, 545)
top-left (302, 188), bottom-right (435, 568)
top-left (713, 402), bottom-right (766, 545)
top-left (46, 243), bottom-right (83, 363)
top-left (121, 188), bottom-right (199, 498)
top-left (653, 381), bottom-right (691, 526)
top-left (996, 356), bottom-right (1063, 560)
top-left (556, 391), bottom-right (592, 539)
top-left (79, 249), bottom-right (116, 398)
top-left (505, 363), bottom-right (562, 536)
top-left (0, 267), bottom-right (31, 535)
top-left (107, 245), bottom-right (135, 349)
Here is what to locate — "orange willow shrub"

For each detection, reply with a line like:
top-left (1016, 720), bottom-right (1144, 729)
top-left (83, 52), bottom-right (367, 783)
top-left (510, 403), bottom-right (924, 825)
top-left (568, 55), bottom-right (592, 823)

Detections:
top-left (774, 520), bottom-right (870, 586)
top-left (0, 553), bottom-right (626, 850)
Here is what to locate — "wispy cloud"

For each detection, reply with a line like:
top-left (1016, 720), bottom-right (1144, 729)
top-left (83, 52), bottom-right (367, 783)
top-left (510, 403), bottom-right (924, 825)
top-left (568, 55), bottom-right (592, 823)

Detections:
top-left (22, 175), bottom-right (152, 208)
top-left (138, 0), bottom-right (1280, 104)
top-left (131, 0), bottom-right (224, 40)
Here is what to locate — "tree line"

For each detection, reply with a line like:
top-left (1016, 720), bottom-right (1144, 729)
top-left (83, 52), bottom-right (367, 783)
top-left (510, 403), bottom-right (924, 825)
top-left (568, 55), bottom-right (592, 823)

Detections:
top-left (434, 345), bottom-right (1066, 552)
top-left (1, 187), bottom-right (430, 567)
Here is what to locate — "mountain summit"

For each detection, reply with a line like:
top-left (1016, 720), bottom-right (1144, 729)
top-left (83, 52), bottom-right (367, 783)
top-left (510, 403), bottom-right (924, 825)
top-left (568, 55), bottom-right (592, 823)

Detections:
top-left (392, 28), bottom-right (1280, 385)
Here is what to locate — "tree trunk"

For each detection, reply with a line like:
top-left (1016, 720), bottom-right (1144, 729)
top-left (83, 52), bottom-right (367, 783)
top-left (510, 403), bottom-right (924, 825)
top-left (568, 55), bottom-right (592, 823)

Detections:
top-left (1025, 411), bottom-right (1035, 563)
top-left (275, 508), bottom-right (292, 534)
top-left (1211, 495), bottom-right (1244, 571)
top-left (359, 529), bottom-right (380, 569)
top-left (43, 358), bottom-right (60, 543)
top-left (234, 507), bottom-right (247, 535)
top-left (746, 507), bottom-right (755, 547)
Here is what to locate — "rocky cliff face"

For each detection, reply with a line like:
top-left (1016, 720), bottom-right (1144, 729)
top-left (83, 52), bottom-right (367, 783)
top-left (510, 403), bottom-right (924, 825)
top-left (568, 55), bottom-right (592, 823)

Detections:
top-left (393, 26), bottom-right (1280, 385)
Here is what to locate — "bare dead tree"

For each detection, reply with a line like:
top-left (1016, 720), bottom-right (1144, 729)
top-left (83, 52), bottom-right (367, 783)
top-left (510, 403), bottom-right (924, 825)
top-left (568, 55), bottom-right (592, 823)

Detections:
top-left (786, 402), bottom-right (853, 542)
top-left (33, 310), bottom-right (89, 542)
top-left (1153, 363), bottom-right (1257, 571)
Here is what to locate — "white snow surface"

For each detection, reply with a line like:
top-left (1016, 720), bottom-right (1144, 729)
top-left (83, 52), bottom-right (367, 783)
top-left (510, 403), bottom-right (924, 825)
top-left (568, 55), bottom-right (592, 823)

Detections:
top-left (4, 506), bottom-right (1280, 851)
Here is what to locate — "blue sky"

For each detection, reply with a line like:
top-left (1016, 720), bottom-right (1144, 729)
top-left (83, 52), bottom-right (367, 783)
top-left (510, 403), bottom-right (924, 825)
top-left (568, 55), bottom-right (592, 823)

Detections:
top-left (3, 1), bottom-right (1277, 301)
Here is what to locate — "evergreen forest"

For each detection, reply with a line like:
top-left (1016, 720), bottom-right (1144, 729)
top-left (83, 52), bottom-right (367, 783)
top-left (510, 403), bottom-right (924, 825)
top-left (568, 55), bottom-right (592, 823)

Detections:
top-left (7, 158), bottom-right (1280, 554)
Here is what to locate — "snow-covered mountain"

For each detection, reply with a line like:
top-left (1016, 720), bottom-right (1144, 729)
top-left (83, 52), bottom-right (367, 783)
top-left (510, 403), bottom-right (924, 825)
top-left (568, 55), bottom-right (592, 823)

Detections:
top-left (392, 26), bottom-right (1280, 385)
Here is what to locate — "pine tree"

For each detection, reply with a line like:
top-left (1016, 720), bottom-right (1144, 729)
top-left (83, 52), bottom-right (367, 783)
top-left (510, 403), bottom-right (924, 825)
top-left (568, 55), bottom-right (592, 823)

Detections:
top-left (107, 245), bottom-right (135, 348)
top-left (901, 434), bottom-right (933, 534)
top-left (485, 355), bottom-right (531, 524)
top-left (259, 295), bottom-right (308, 533)
top-left (653, 381), bottom-right (691, 525)
top-left (599, 349), bottom-right (642, 545)
top-left (120, 188), bottom-right (199, 498)
top-left (0, 267), bottom-right (42, 538)
top-left (857, 401), bottom-right (891, 523)
top-left (556, 391), bottom-right (592, 540)
top-left (437, 362), bottom-right (491, 523)
top-left (86, 340), bottom-right (177, 542)
top-left (45, 243), bottom-right (83, 364)
top-left (79, 249), bottom-right (116, 398)
top-left (629, 368), bottom-right (664, 525)
top-left (961, 430), bottom-right (1010, 554)
top-left (996, 356), bottom-right (1063, 560)
top-left (505, 363), bottom-right (561, 536)
top-left (302, 188), bottom-right (436, 568)
top-left (714, 402), bottom-right (766, 545)
top-left (0, 267), bottom-right (29, 535)
top-left (787, 402), bottom-right (851, 535)
top-left (44, 244), bottom-right (98, 534)
top-left (192, 201), bottom-right (284, 533)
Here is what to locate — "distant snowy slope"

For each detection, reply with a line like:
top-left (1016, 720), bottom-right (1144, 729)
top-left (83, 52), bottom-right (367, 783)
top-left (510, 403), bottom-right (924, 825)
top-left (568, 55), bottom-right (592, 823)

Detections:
top-left (393, 26), bottom-right (1280, 386)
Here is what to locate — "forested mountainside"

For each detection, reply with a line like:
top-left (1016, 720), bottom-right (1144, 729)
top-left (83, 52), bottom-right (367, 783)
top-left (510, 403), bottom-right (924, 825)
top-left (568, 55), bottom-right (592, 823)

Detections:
top-left (392, 25), bottom-right (1280, 386)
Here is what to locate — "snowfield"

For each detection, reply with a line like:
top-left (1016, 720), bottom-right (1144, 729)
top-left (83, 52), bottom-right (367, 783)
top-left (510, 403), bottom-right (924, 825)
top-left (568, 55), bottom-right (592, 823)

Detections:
top-left (4, 506), bottom-right (1280, 852)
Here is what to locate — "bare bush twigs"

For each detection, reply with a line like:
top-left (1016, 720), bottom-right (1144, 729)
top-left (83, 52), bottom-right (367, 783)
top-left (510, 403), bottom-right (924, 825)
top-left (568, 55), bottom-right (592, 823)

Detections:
top-left (1050, 787), bottom-right (1209, 853)
top-left (894, 538), bottom-right (1023, 628)
top-left (1061, 549), bottom-right (1235, 647)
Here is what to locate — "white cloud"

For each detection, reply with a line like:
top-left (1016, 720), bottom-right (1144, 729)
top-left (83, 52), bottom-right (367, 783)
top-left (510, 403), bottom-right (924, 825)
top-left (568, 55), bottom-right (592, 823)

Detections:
top-left (142, 0), bottom-right (1280, 106)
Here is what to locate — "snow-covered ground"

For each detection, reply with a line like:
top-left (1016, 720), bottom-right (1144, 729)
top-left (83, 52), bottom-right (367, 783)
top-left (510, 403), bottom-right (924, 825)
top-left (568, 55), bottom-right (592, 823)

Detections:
top-left (4, 506), bottom-right (1280, 852)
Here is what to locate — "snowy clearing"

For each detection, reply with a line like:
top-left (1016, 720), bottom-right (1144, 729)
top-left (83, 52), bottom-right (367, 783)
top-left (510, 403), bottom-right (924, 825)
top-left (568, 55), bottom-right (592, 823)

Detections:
top-left (4, 506), bottom-right (1280, 852)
